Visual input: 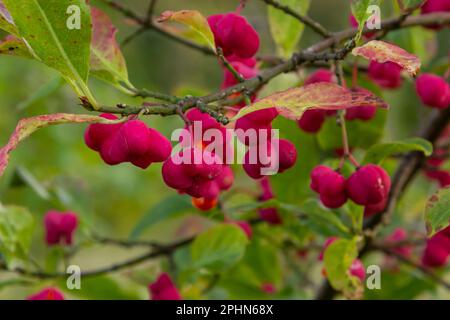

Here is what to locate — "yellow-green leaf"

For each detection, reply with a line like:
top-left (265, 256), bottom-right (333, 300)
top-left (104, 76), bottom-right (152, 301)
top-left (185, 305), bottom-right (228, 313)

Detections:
top-left (425, 186), bottom-right (450, 237)
top-left (268, 0), bottom-right (311, 58)
top-left (157, 10), bottom-right (216, 53)
top-left (2, 0), bottom-right (97, 106)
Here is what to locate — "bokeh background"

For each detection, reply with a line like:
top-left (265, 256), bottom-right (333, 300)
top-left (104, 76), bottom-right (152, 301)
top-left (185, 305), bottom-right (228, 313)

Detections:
top-left (0, 0), bottom-right (449, 299)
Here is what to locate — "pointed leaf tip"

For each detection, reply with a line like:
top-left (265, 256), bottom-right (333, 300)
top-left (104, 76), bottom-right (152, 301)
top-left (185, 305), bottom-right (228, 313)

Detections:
top-left (352, 40), bottom-right (421, 76)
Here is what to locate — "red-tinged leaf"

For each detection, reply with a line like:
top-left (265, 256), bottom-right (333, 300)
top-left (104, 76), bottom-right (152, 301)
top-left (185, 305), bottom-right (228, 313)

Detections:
top-left (232, 83), bottom-right (388, 121)
top-left (90, 7), bottom-right (134, 93)
top-left (0, 35), bottom-right (32, 58)
top-left (157, 10), bottom-right (216, 52)
top-left (352, 40), bottom-right (421, 76)
top-left (0, 113), bottom-right (120, 178)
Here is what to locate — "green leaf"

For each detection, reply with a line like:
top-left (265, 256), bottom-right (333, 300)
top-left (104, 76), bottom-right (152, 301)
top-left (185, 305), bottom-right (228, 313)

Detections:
top-left (0, 113), bottom-right (122, 178)
top-left (60, 275), bottom-right (141, 300)
top-left (157, 10), bottom-right (216, 53)
top-left (233, 83), bottom-right (388, 121)
top-left (425, 186), bottom-right (450, 237)
top-left (270, 110), bottom-right (321, 204)
top-left (317, 109), bottom-right (387, 150)
top-left (363, 137), bottom-right (433, 164)
top-left (344, 201), bottom-right (364, 233)
top-left (299, 199), bottom-right (351, 237)
top-left (0, 205), bottom-right (35, 266)
top-left (0, 35), bottom-right (32, 58)
top-left (219, 238), bottom-right (282, 299)
top-left (2, 0), bottom-right (97, 106)
top-left (351, 0), bottom-right (381, 41)
top-left (90, 7), bottom-right (134, 94)
top-left (191, 224), bottom-right (249, 273)
top-left (129, 194), bottom-right (193, 240)
top-left (324, 238), bottom-right (362, 297)
top-left (268, 0), bottom-right (311, 58)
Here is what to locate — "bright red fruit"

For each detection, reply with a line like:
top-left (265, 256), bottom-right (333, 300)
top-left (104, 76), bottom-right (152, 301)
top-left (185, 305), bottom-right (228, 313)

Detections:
top-left (310, 165), bottom-right (347, 208)
top-left (162, 148), bottom-right (230, 199)
top-left (243, 139), bottom-right (297, 179)
top-left (345, 88), bottom-right (377, 121)
top-left (208, 13), bottom-right (260, 58)
top-left (27, 287), bottom-right (64, 300)
top-left (44, 210), bottom-right (78, 246)
top-left (385, 228), bottom-right (413, 258)
top-left (85, 117), bottom-right (172, 169)
top-left (149, 273), bottom-right (182, 300)
top-left (304, 69), bottom-right (336, 85)
top-left (349, 259), bottom-right (366, 281)
top-left (84, 113), bottom-right (120, 151)
top-left (422, 0), bottom-right (450, 13)
top-left (258, 177), bottom-right (282, 225)
top-left (192, 197), bottom-right (218, 211)
top-left (297, 109), bottom-right (326, 133)
top-left (222, 61), bottom-right (258, 89)
top-left (368, 60), bottom-right (403, 89)
top-left (234, 108), bottom-right (278, 146)
top-left (261, 283), bottom-right (276, 294)
top-left (425, 169), bottom-right (450, 187)
top-left (415, 73), bottom-right (450, 109)
top-left (422, 231), bottom-right (450, 268)
top-left (346, 165), bottom-right (391, 206)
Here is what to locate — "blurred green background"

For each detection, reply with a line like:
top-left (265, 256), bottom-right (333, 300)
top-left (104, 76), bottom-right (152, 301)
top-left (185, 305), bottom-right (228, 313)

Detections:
top-left (0, 0), bottom-right (449, 300)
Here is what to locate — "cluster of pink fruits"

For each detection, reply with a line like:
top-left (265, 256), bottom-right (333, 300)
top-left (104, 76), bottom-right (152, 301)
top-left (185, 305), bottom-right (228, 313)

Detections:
top-left (85, 114), bottom-right (172, 169)
top-left (311, 164), bottom-right (391, 217)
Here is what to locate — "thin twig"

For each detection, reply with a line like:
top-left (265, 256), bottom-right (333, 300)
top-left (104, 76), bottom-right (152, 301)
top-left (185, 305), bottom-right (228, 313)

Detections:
top-left (0, 238), bottom-right (193, 279)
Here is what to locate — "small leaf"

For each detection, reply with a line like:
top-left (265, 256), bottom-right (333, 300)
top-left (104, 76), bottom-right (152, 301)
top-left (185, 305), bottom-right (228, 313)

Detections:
top-left (351, 0), bottom-right (381, 41)
top-left (352, 40), bottom-right (421, 76)
top-left (233, 83), bottom-right (388, 121)
top-left (268, 0), bottom-right (311, 58)
top-left (2, 0), bottom-right (97, 106)
top-left (0, 113), bottom-right (120, 178)
top-left (90, 7), bottom-right (134, 94)
top-left (0, 0), bottom-right (17, 35)
top-left (324, 238), bottom-right (362, 298)
top-left (191, 224), bottom-right (249, 272)
top-left (363, 137), bottom-right (433, 164)
top-left (0, 205), bottom-right (35, 266)
top-left (425, 187), bottom-right (450, 237)
top-left (129, 194), bottom-right (193, 240)
top-left (0, 35), bottom-right (32, 58)
top-left (157, 10), bottom-right (216, 53)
